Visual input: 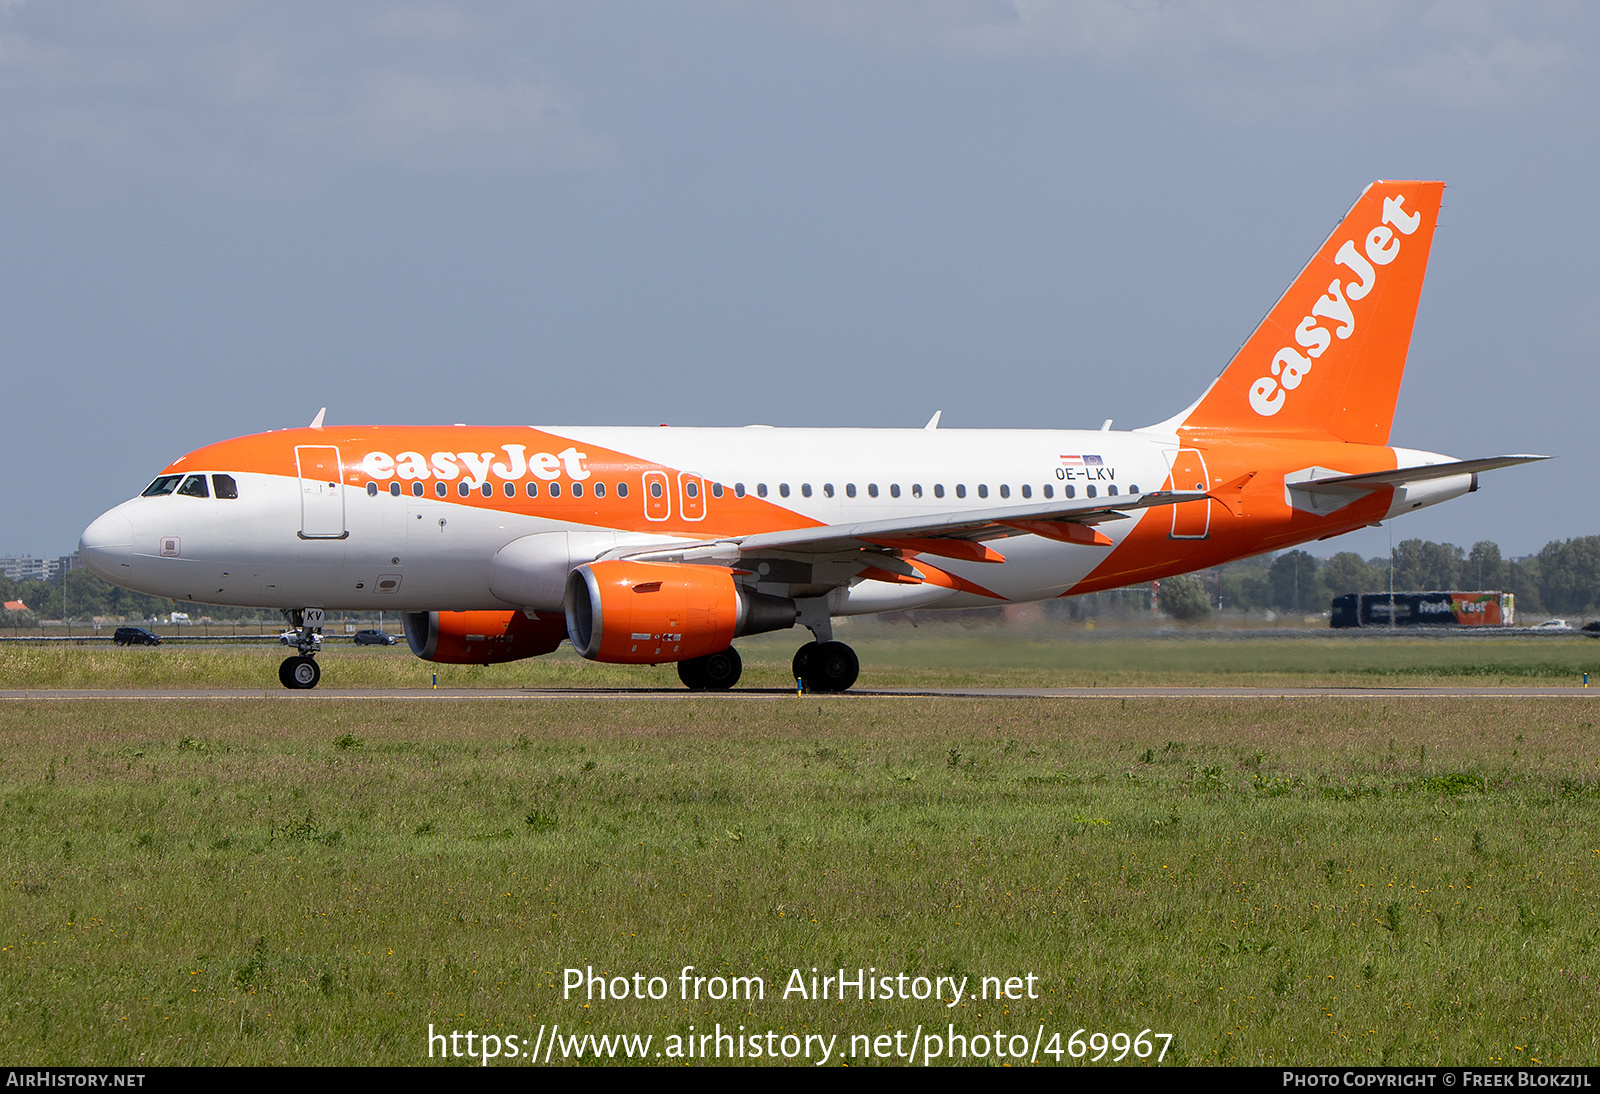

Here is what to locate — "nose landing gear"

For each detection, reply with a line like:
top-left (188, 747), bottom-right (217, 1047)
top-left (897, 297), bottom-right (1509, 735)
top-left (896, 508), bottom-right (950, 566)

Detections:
top-left (279, 655), bottom-right (321, 689)
top-left (278, 607), bottom-right (325, 690)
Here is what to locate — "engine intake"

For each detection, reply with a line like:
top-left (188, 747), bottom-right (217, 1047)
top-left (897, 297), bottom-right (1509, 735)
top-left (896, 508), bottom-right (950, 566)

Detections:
top-left (565, 560), bottom-right (796, 663)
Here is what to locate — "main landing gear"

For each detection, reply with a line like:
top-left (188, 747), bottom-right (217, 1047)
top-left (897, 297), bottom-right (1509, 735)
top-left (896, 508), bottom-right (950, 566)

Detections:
top-left (677, 647), bottom-right (743, 691)
top-left (673, 602), bottom-right (860, 693)
top-left (792, 641), bottom-right (859, 693)
top-left (278, 607), bottom-right (325, 690)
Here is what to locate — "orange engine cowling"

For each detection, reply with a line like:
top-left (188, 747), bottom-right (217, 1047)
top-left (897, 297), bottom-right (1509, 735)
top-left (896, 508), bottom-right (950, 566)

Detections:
top-left (565, 560), bottom-right (797, 664)
top-left (402, 610), bottom-right (568, 665)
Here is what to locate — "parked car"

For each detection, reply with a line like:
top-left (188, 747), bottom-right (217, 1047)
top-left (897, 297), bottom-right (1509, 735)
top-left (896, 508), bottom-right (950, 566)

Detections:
top-left (278, 630), bottom-right (323, 650)
top-left (353, 629), bottom-right (397, 646)
top-left (113, 626), bottom-right (162, 646)
top-left (1531, 619), bottom-right (1573, 631)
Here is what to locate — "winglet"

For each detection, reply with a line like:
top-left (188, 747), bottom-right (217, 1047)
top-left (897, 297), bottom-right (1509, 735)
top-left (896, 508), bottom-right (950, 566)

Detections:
top-left (924, 410), bottom-right (942, 430)
top-left (310, 408), bottom-right (327, 430)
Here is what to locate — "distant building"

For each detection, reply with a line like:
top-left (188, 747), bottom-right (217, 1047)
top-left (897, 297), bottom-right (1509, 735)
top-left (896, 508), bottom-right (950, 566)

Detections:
top-left (1, 556), bottom-right (51, 583)
top-left (1, 554), bottom-right (82, 583)
top-left (3, 600), bottom-right (27, 612)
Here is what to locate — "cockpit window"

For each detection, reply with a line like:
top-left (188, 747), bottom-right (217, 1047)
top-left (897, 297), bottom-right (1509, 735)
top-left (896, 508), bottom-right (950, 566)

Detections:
top-left (176, 474), bottom-right (210, 498)
top-left (212, 474), bottom-right (238, 499)
top-left (142, 475), bottom-right (183, 497)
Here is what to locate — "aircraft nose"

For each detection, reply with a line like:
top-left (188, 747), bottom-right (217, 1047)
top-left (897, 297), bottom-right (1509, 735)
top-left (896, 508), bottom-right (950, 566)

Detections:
top-left (79, 512), bottom-right (135, 581)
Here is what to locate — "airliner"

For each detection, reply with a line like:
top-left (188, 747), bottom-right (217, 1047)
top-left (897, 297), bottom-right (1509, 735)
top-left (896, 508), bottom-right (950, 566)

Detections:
top-left (78, 180), bottom-right (1543, 691)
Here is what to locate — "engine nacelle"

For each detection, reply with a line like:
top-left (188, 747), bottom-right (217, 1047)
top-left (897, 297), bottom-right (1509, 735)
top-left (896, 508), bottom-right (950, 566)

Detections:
top-left (402, 610), bottom-right (568, 665)
top-left (565, 561), bottom-right (797, 664)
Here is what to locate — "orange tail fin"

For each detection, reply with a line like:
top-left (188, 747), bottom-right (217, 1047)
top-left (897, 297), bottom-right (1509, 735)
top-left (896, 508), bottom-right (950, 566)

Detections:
top-left (1173, 180), bottom-right (1444, 444)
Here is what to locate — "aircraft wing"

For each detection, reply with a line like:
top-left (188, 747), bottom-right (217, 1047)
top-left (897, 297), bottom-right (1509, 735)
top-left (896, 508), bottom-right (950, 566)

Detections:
top-left (731, 490), bottom-right (1206, 556)
top-left (1301, 454), bottom-right (1549, 493)
top-left (609, 489), bottom-right (1208, 566)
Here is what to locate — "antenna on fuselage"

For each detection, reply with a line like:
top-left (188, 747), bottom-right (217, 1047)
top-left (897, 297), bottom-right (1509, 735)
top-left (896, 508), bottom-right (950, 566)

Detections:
top-left (924, 410), bottom-right (942, 430)
top-left (310, 408), bottom-right (327, 429)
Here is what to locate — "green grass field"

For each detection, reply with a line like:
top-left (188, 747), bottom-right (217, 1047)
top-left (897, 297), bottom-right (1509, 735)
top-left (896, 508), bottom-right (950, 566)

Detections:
top-left (4, 627), bottom-right (1599, 690)
top-left (4, 689), bottom-right (1599, 1066)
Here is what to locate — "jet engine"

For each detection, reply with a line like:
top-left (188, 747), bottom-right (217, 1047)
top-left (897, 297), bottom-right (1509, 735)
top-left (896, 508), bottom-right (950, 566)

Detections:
top-left (564, 560), bottom-right (797, 663)
top-left (402, 609), bottom-right (568, 665)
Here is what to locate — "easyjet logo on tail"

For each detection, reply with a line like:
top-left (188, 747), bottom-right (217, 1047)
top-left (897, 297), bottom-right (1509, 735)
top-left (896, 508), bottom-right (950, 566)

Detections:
top-left (1248, 195), bottom-right (1423, 417)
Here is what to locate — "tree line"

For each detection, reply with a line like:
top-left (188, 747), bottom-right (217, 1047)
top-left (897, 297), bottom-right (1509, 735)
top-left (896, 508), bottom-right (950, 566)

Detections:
top-left (1203, 536), bottom-right (1600, 617)
top-left (0, 568), bottom-right (281, 625)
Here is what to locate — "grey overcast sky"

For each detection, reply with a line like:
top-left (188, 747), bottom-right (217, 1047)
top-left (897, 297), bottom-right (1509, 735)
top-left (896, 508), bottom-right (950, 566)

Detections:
top-left (3, 1), bottom-right (1594, 561)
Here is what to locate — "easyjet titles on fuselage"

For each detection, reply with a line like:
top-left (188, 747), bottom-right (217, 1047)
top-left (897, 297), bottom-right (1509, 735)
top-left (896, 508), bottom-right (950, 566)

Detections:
top-left (360, 445), bottom-right (592, 487)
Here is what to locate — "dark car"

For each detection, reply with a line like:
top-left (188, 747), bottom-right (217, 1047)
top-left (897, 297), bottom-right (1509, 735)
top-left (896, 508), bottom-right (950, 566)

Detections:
top-left (113, 627), bottom-right (162, 646)
top-left (353, 629), bottom-right (397, 646)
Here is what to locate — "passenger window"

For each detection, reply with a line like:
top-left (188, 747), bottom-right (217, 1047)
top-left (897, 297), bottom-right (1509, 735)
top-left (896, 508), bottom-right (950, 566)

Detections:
top-left (801, 483), bottom-right (812, 498)
top-left (999, 484), bottom-right (1010, 499)
top-left (890, 484), bottom-right (900, 498)
top-left (846, 484), bottom-right (856, 498)
top-left (177, 475), bottom-right (209, 498)
top-left (1020, 484), bottom-right (1031, 499)
top-left (912, 484), bottom-right (923, 498)
top-left (934, 485), bottom-right (944, 498)
top-left (457, 482), bottom-right (470, 497)
top-left (685, 481), bottom-right (698, 498)
top-left (413, 482), bottom-right (425, 497)
top-left (594, 482), bottom-right (606, 498)
top-left (734, 483), bottom-right (746, 498)
top-left (525, 482), bottom-right (538, 497)
top-left (824, 484), bottom-right (834, 498)
top-left (213, 474), bottom-right (239, 499)
top-left (868, 484), bottom-right (879, 498)
top-left (650, 481), bottom-right (663, 499)
top-left (389, 482), bottom-right (401, 497)
top-left (366, 482), bottom-right (378, 497)
top-left (504, 483), bottom-right (516, 498)
top-left (482, 483), bottom-right (494, 498)
top-left (779, 484), bottom-right (790, 498)
top-left (758, 484), bottom-right (768, 498)
top-left (141, 475), bottom-right (183, 497)
top-left (956, 485), bottom-right (966, 499)
top-left (1064, 485), bottom-right (1074, 499)
top-left (572, 482), bottom-right (584, 498)
top-left (1108, 485), bottom-right (1118, 496)
top-left (711, 483), bottom-right (723, 498)
top-left (1043, 485), bottom-right (1053, 499)
top-left (435, 482), bottom-right (448, 498)
top-left (617, 482), bottom-right (629, 499)
top-left (550, 482), bottom-right (562, 498)
top-left (977, 484), bottom-right (988, 499)
top-left (1129, 484), bottom-right (1140, 494)
top-left (1087, 485), bottom-right (1097, 498)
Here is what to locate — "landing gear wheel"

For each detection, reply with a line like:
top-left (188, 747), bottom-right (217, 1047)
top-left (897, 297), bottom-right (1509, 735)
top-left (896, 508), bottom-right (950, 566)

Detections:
top-left (677, 647), bottom-right (742, 691)
top-left (794, 641), bottom-right (858, 693)
top-left (279, 655), bottom-right (321, 690)
top-left (792, 642), bottom-right (818, 686)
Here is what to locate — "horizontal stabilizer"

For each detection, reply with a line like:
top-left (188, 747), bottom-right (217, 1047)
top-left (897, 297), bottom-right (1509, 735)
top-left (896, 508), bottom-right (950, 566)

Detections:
top-left (1304, 454), bottom-right (1549, 493)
